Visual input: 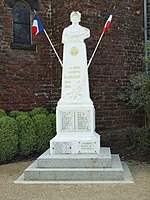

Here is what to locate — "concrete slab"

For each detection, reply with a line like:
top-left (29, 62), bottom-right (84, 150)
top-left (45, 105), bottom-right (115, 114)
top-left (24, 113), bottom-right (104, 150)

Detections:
top-left (24, 155), bottom-right (123, 181)
top-left (14, 154), bottom-right (129, 183)
top-left (37, 147), bottom-right (112, 168)
top-left (14, 162), bottom-right (133, 184)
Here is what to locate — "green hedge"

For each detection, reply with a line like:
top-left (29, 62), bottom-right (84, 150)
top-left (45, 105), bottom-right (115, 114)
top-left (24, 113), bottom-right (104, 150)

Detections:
top-left (29, 107), bottom-right (49, 117)
top-left (47, 114), bottom-right (56, 138)
top-left (0, 117), bottom-right (18, 164)
top-left (9, 110), bottom-right (29, 118)
top-left (16, 115), bottom-right (37, 156)
top-left (0, 109), bottom-right (7, 118)
top-left (32, 114), bottom-right (54, 153)
top-left (0, 107), bottom-right (56, 163)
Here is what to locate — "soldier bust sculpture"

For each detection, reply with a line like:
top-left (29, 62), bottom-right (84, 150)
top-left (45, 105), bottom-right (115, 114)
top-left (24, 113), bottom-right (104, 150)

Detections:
top-left (62, 11), bottom-right (90, 43)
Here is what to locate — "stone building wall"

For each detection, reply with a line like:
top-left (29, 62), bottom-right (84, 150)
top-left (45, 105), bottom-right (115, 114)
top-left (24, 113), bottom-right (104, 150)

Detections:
top-left (0, 0), bottom-right (145, 136)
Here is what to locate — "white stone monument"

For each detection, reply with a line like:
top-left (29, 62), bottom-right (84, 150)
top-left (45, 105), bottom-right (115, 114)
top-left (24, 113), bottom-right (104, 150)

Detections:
top-left (15, 11), bottom-right (133, 183)
top-left (50, 11), bottom-right (100, 155)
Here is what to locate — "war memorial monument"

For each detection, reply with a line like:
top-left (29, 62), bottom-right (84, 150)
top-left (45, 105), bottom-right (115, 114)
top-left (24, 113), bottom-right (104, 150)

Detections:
top-left (15, 11), bottom-right (133, 183)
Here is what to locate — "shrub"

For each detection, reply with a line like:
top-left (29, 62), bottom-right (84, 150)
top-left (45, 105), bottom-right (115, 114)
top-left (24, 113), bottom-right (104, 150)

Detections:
top-left (103, 127), bottom-right (150, 161)
top-left (0, 109), bottom-right (7, 118)
top-left (9, 110), bottom-right (29, 118)
top-left (0, 117), bottom-right (18, 163)
top-left (29, 107), bottom-right (49, 117)
top-left (124, 127), bottom-right (150, 153)
top-left (117, 72), bottom-right (150, 112)
top-left (32, 114), bottom-right (54, 153)
top-left (47, 114), bottom-right (56, 138)
top-left (16, 115), bottom-right (37, 156)
top-left (117, 40), bottom-right (150, 127)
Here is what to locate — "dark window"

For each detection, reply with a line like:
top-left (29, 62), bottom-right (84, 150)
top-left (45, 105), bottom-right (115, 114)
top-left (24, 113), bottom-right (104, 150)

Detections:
top-left (13, 1), bottom-right (31, 46)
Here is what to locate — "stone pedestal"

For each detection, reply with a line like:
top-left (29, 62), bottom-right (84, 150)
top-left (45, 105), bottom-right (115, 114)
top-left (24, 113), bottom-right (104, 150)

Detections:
top-left (50, 103), bottom-right (100, 155)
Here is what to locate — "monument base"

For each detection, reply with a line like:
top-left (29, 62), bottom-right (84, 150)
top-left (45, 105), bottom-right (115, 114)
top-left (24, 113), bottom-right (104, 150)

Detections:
top-left (52, 101), bottom-right (100, 154)
top-left (50, 132), bottom-right (100, 154)
top-left (14, 147), bottom-right (133, 184)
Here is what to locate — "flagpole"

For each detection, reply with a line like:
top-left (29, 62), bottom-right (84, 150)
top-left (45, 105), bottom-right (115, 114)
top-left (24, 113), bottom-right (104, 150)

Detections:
top-left (87, 31), bottom-right (104, 68)
top-left (87, 6), bottom-right (115, 68)
top-left (43, 29), bottom-right (63, 67)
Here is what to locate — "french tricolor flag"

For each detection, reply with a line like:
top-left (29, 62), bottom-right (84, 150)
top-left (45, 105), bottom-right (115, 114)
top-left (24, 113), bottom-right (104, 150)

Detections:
top-left (32, 15), bottom-right (44, 39)
top-left (102, 8), bottom-right (115, 33)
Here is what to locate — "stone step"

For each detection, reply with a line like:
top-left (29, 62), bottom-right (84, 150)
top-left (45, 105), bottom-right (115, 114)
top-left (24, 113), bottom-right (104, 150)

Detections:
top-left (37, 147), bottom-right (112, 168)
top-left (24, 155), bottom-right (124, 181)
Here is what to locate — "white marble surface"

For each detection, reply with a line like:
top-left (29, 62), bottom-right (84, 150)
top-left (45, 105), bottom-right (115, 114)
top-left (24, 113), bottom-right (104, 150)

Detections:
top-left (60, 12), bottom-right (90, 103)
top-left (50, 11), bottom-right (100, 155)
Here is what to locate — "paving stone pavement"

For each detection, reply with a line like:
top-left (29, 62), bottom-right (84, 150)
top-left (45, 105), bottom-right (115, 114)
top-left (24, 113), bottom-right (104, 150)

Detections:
top-left (0, 160), bottom-right (150, 200)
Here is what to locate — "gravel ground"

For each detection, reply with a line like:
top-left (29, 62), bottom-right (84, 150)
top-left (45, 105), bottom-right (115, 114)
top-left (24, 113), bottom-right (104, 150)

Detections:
top-left (0, 160), bottom-right (150, 200)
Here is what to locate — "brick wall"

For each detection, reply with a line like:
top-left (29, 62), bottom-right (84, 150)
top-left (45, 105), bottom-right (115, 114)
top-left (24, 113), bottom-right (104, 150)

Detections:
top-left (0, 0), bottom-right (145, 136)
